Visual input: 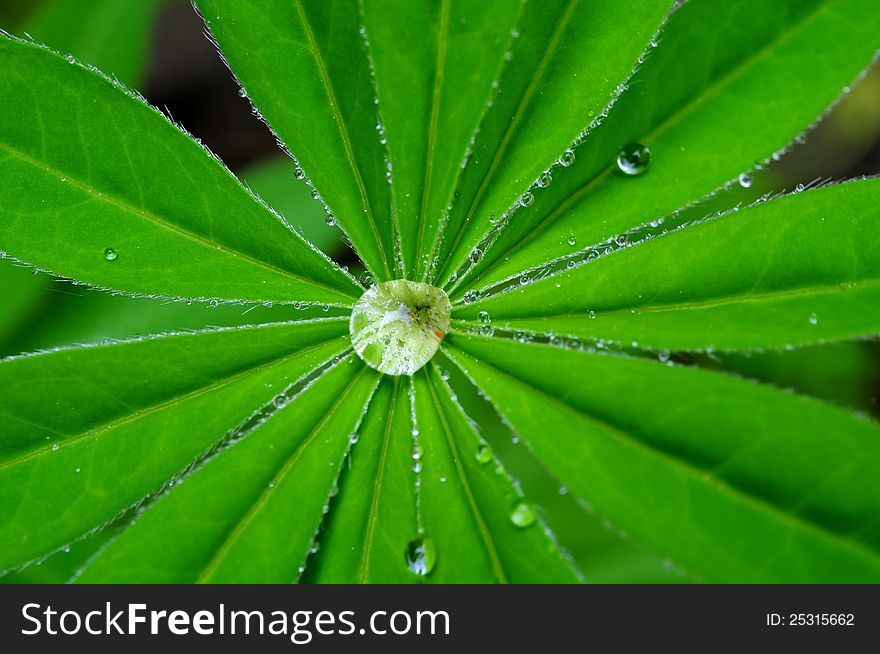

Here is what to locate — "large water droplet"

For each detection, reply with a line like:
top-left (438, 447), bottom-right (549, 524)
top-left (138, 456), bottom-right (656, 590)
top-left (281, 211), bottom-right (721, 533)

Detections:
top-left (405, 537), bottom-right (437, 576)
top-left (559, 149), bottom-right (575, 167)
top-left (616, 143), bottom-right (650, 176)
top-left (509, 501), bottom-right (536, 528)
top-left (477, 311), bottom-right (491, 324)
top-left (350, 280), bottom-right (452, 376)
top-left (738, 173), bottom-right (752, 189)
top-left (103, 248), bottom-right (118, 261)
top-left (468, 247), bottom-right (483, 264)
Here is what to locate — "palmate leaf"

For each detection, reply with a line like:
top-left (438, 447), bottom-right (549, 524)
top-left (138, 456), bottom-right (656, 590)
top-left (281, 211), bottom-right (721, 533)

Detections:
top-left (0, 37), bottom-right (359, 306)
top-left (77, 357), bottom-right (380, 583)
top-left (195, 0), bottom-right (396, 281)
top-left (0, 320), bottom-right (349, 572)
top-left (446, 335), bottom-right (880, 583)
top-left (360, 0), bottom-right (522, 280)
top-left (455, 178), bottom-right (880, 350)
top-left (445, 0), bottom-right (880, 296)
top-left (432, 0), bottom-right (673, 285)
top-left (1, 0), bottom-right (880, 585)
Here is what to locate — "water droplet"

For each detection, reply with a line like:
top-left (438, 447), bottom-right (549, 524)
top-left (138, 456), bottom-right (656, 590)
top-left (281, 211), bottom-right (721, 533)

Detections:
top-left (616, 143), bottom-right (650, 176)
top-left (808, 313), bottom-right (818, 325)
top-left (310, 189), bottom-right (320, 200)
top-left (462, 290), bottom-right (479, 304)
top-left (293, 167), bottom-right (305, 180)
top-left (476, 445), bottom-right (493, 464)
top-left (325, 215), bottom-right (336, 226)
top-left (738, 173), bottom-right (752, 189)
top-left (208, 299), bottom-right (219, 309)
top-left (479, 324), bottom-right (494, 337)
top-left (74, 467), bottom-right (81, 473)
top-left (795, 183), bottom-right (805, 192)
top-left (537, 172), bottom-right (552, 188)
top-left (103, 248), bottom-right (118, 261)
top-left (405, 537), bottom-right (437, 576)
top-left (559, 149), bottom-right (575, 167)
top-left (567, 235), bottom-right (577, 246)
top-left (519, 192), bottom-right (534, 208)
top-left (237, 87), bottom-right (247, 98)
top-left (477, 311), bottom-right (491, 324)
top-left (509, 501), bottom-right (536, 528)
top-left (468, 247), bottom-right (483, 264)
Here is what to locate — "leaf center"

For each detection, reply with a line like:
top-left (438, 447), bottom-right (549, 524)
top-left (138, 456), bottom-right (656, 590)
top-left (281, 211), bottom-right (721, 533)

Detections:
top-left (350, 280), bottom-right (451, 376)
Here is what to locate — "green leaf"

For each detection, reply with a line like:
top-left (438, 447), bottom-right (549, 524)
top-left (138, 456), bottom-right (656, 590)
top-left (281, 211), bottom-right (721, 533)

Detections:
top-left (360, 0), bottom-right (522, 280)
top-left (0, 36), bottom-right (359, 306)
top-left (21, 0), bottom-right (157, 88)
top-left (446, 334), bottom-right (880, 583)
top-left (306, 377), bottom-right (419, 583)
top-left (452, 0), bottom-right (880, 296)
top-left (455, 179), bottom-right (880, 350)
top-left (77, 357), bottom-right (379, 583)
top-left (0, 319), bottom-right (349, 572)
top-left (0, 261), bottom-right (49, 347)
top-left (241, 156), bottom-right (345, 256)
top-left (431, 0), bottom-right (674, 285)
top-left (412, 365), bottom-right (581, 583)
top-left (195, 0), bottom-right (396, 280)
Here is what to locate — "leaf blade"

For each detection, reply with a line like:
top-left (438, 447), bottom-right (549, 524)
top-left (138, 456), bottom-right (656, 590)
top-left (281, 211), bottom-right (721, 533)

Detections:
top-left (455, 178), bottom-right (880, 350)
top-left (447, 334), bottom-right (880, 582)
top-left (0, 36), bottom-right (359, 306)
top-left (0, 320), bottom-right (349, 572)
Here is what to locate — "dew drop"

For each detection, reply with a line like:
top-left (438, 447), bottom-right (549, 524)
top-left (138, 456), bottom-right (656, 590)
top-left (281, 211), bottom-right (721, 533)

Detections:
top-left (468, 247), bottom-right (483, 264)
top-left (477, 311), bottom-right (491, 324)
top-left (405, 537), bottom-right (437, 576)
top-left (479, 324), bottom-right (494, 337)
top-left (293, 167), bottom-right (305, 180)
top-left (237, 87), bottom-right (247, 98)
top-left (808, 313), bottom-right (818, 325)
top-left (567, 235), bottom-right (577, 246)
top-left (103, 247), bottom-right (118, 262)
top-left (537, 172), bottom-right (552, 188)
top-left (795, 183), bottom-right (805, 192)
top-left (509, 501), bottom-right (536, 528)
top-left (616, 143), bottom-right (650, 176)
top-left (462, 289), bottom-right (479, 304)
top-left (559, 149), bottom-right (575, 167)
top-left (476, 445), bottom-right (493, 464)
top-left (738, 173), bottom-right (752, 189)
top-left (519, 192), bottom-right (534, 208)
top-left (208, 299), bottom-right (219, 309)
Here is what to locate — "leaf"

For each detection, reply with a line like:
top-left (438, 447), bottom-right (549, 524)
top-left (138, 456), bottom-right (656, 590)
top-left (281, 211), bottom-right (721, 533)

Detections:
top-left (446, 334), bottom-right (880, 582)
top-left (306, 377), bottom-right (419, 583)
top-left (412, 365), bottom-right (580, 583)
top-left (455, 178), bottom-right (880, 350)
top-left (360, 0), bottom-right (522, 280)
top-left (195, 0), bottom-right (396, 280)
top-left (0, 319), bottom-right (349, 572)
top-left (77, 357), bottom-right (379, 583)
top-left (241, 156), bottom-right (345, 256)
top-left (0, 36), bottom-right (359, 306)
top-left (451, 0), bottom-right (880, 296)
top-left (0, 261), bottom-right (48, 347)
top-left (431, 0), bottom-right (674, 285)
top-left (20, 0), bottom-right (157, 88)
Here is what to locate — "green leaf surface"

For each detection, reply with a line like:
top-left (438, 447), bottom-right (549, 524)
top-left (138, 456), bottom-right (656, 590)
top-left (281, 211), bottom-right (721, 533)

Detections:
top-left (241, 156), bottom-right (345, 256)
top-left (447, 334), bottom-right (880, 582)
top-left (432, 0), bottom-right (673, 285)
top-left (412, 366), bottom-right (580, 583)
top-left (452, 0), bottom-right (880, 296)
top-left (196, 0), bottom-right (395, 280)
top-left (307, 377), bottom-right (419, 583)
top-left (456, 179), bottom-right (880, 350)
top-left (0, 319), bottom-right (349, 572)
top-left (21, 0), bottom-right (157, 88)
top-left (361, 0), bottom-right (522, 280)
top-left (78, 357), bottom-right (379, 583)
top-left (0, 36), bottom-right (359, 306)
